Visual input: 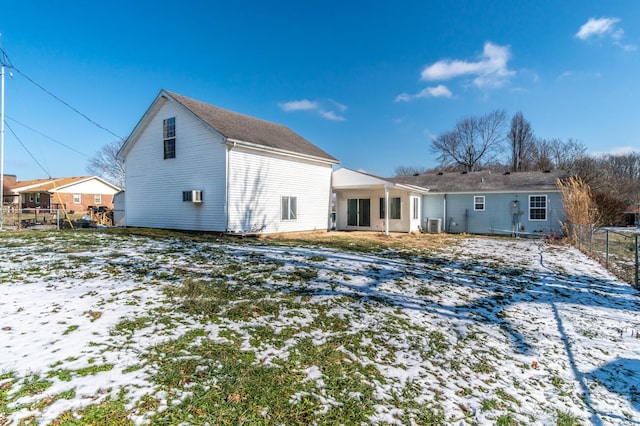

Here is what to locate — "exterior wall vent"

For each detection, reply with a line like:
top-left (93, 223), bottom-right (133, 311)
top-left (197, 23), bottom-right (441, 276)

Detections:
top-left (192, 190), bottom-right (203, 203)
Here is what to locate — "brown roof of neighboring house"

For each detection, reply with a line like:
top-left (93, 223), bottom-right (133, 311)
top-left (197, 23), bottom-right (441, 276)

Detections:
top-left (165, 91), bottom-right (339, 162)
top-left (391, 170), bottom-right (567, 193)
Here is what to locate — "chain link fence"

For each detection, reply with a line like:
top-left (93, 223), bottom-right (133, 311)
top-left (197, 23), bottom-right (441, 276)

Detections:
top-left (569, 222), bottom-right (639, 288)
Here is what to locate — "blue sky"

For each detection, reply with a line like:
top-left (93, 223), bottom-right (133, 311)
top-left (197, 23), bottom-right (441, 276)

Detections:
top-left (1, 0), bottom-right (639, 182)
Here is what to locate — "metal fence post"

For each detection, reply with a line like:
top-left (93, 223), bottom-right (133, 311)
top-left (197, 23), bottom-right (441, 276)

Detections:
top-left (605, 229), bottom-right (609, 269)
top-left (635, 234), bottom-right (638, 289)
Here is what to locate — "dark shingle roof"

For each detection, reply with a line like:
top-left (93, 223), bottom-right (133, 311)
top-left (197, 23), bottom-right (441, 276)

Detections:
top-left (165, 91), bottom-right (338, 162)
top-left (391, 170), bottom-right (567, 192)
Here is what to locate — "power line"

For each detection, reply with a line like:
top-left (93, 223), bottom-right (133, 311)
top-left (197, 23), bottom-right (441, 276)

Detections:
top-left (5, 116), bottom-right (89, 157)
top-left (5, 121), bottom-right (51, 178)
top-left (0, 47), bottom-right (124, 141)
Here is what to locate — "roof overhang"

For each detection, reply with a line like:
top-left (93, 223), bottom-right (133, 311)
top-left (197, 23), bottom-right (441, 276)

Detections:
top-left (227, 138), bottom-right (340, 166)
top-left (332, 168), bottom-right (429, 193)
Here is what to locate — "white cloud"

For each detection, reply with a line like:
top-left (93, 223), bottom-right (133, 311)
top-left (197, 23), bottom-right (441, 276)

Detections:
top-left (423, 129), bottom-right (438, 140)
top-left (593, 146), bottom-right (640, 157)
top-left (279, 99), bottom-right (346, 121)
top-left (576, 17), bottom-right (620, 40)
top-left (278, 99), bottom-right (318, 111)
top-left (320, 110), bottom-right (346, 122)
top-left (576, 17), bottom-right (636, 51)
top-left (395, 84), bottom-right (453, 102)
top-left (420, 42), bottom-right (515, 88)
top-left (558, 70), bottom-right (574, 80)
top-left (329, 99), bottom-right (348, 112)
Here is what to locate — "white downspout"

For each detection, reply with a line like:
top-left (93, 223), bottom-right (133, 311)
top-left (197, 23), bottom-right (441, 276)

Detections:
top-left (225, 140), bottom-right (236, 232)
top-left (384, 185), bottom-right (390, 235)
top-left (443, 194), bottom-right (447, 232)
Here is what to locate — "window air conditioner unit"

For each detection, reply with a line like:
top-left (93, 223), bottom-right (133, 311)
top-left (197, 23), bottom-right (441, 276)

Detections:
top-left (192, 190), bottom-right (203, 203)
top-left (427, 218), bottom-right (442, 234)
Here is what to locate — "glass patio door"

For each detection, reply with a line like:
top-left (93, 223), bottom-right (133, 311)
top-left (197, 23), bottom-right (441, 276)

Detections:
top-left (347, 198), bottom-right (370, 227)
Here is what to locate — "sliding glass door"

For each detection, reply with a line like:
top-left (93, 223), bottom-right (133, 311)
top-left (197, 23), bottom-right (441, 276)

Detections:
top-left (347, 198), bottom-right (370, 227)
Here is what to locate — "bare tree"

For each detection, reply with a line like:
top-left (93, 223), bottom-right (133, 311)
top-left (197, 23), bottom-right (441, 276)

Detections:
top-left (86, 140), bottom-right (125, 189)
top-left (431, 110), bottom-right (507, 172)
top-left (530, 138), bottom-right (587, 172)
top-left (554, 138), bottom-right (587, 171)
top-left (394, 165), bottom-right (427, 176)
top-left (508, 112), bottom-right (535, 172)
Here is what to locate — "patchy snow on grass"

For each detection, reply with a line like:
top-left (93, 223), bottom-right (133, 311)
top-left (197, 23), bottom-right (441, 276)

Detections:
top-left (1, 231), bottom-right (639, 425)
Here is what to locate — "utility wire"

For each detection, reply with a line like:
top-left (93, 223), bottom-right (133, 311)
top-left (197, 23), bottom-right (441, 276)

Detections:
top-left (5, 121), bottom-right (51, 178)
top-left (0, 47), bottom-right (124, 141)
top-left (5, 116), bottom-right (89, 157)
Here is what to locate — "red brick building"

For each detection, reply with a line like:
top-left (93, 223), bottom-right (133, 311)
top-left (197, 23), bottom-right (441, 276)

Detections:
top-left (9, 176), bottom-right (121, 212)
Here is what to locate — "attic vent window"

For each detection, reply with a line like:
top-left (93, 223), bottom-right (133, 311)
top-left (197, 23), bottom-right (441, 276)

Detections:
top-left (163, 117), bottom-right (176, 159)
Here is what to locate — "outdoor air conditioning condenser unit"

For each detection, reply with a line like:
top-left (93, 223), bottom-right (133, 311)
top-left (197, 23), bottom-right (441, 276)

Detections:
top-left (427, 218), bottom-right (442, 234)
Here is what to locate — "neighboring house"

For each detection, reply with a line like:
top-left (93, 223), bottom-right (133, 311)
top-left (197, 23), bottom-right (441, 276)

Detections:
top-left (392, 170), bottom-right (567, 236)
top-left (332, 168), bottom-right (429, 234)
top-left (117, 90), bottom-right (339, 233)
top-left (2, 174), bottom-right (19, 206)
top-left (10, 176), bottom-right (120, 212)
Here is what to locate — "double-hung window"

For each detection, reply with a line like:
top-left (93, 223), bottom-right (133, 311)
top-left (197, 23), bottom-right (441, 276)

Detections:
top-left (94, 194), bottom-right (102, 204)
top-left (474, 196), bottom-right (485, 211)
top-left (281, 196), bottom-right (297, 220)
top-left (73, 193), bottom-right (81, 204)
top-left (163, 117), bottom-right (176, 159)
top-left (529, 195), bottom-right (547, 221)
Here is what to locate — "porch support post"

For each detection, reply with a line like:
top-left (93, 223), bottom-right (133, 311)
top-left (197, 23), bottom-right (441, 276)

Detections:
top-left (384, 185), bottom-right (390, 235)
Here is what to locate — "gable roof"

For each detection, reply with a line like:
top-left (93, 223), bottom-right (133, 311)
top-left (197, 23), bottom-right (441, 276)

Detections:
top-left (332, 168), bottom-right (429, 193)
top-left (391, 170), bottom-right (567, 193)
top-left (120, 90), bottom-right (338, 164)
top-left (11, 176), bottom-right (120, 193)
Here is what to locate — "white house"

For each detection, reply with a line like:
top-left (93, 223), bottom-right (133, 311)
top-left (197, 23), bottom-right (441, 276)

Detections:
top-left (331, 168), bottom-right (429, 234)
top-left (117, 90), bottom-right (339, 233)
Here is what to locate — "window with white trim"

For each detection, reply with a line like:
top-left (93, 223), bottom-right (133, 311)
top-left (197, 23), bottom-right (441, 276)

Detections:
top-left (474, 195), bottom-right (485, 211)
top-left (163, 117), bottom-right (176, 159)
top-left (412, 197), bottom-right (419, 219)
top-left (94, 194), bottom-right (102, 204)
top-left (73, 193), bottom-right (81, 204)
top-left (281, 196), bottom-right (297, 220)
top-left (529, 195), bottom-right (547, 221)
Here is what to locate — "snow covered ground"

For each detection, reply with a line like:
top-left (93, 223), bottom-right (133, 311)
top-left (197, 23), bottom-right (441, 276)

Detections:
top-left (1, 231), bottom-right (639, 425)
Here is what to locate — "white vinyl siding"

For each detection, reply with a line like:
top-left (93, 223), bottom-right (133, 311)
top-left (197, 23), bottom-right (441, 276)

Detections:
top-left (227, 147), bottom-right (332, 233)
top-left (124, 99), bottom-right (227, 231)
